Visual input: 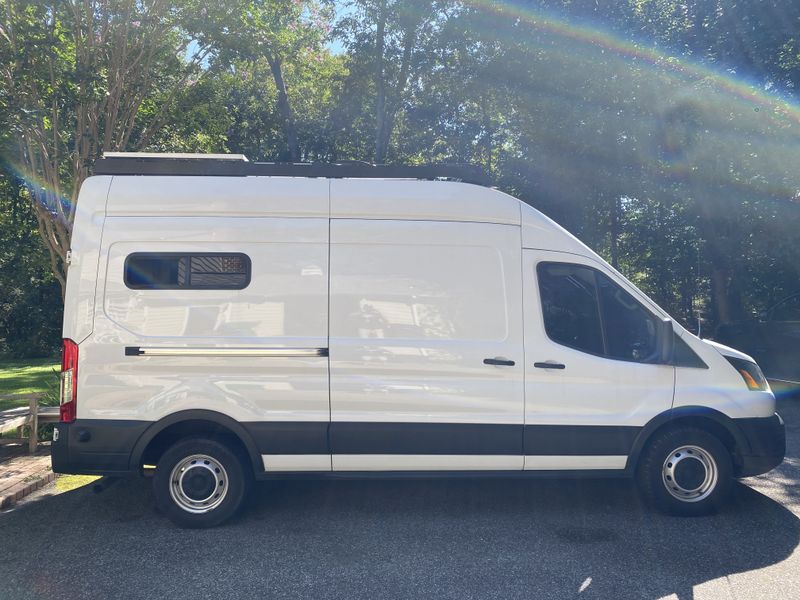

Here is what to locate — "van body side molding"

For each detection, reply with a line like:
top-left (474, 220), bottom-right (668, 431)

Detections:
top-left (124, 346), bottom-right (329, 358)
top-left (242, 421), bottom-right (644, 457)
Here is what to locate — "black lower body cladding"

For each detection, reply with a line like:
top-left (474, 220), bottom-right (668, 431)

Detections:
top-left (50, 414), bottom-right (786, 478)
top-left (734, 413), bottom-right (786, 477)
top-left (51, 420), bottom-right (150, 476)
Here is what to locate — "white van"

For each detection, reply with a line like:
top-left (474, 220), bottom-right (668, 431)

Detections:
top-left (52, 153), bottom-right (785, 527)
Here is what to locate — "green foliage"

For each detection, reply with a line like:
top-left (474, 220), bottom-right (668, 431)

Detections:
top-left (1, 0), bottom-right (800, 351)
top-left (0, 171), bottom-right (61, 358)
top-left (143, 77), bottom-right (233, 154)
top-left (219, 51), bottom-right (349, 161)
top-left (184, 0), bottom-right (336, 160)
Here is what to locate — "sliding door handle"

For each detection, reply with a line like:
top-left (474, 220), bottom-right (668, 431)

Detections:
top-left (534, 361), bottom-right (566, 370)
top-left (484, 357), bottom-right (516, 367)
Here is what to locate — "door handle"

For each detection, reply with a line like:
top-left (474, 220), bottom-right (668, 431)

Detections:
top-left (484, 357), bottom-right (516, 366)
top-left (534, 362), bottom-right (566, 370)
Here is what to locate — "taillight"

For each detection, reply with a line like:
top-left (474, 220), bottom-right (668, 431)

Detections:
top-left (60, 338), bottom-right (78, 422)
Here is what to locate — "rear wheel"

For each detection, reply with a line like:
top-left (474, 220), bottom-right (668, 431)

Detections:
top-left (153, 437), bottom-right (251, 528)
top-left (637, 427), bottom-right (733, 516)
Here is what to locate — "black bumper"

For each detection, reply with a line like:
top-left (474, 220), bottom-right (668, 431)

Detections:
top-left (734, 413), bottom-right (786, 477)
top-left (51, 420), bottom-right (150, 477)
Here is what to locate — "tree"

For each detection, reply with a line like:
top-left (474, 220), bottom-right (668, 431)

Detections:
top-left (337, 0), bottom-right (448, 163)
top-left (185, 0), bottom-right (334, 161)
top-left (0, 0), bottom-right (208, 296)
top-left (0, 167), bottom-right (61, 357)
top-left (1, 0), bottom-right (799, 356)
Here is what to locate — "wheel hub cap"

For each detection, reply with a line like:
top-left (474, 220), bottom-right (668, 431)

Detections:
top-left (169, 454), bottom-right (229, 514)
top-left (661, 445), bottom-right (718, 503)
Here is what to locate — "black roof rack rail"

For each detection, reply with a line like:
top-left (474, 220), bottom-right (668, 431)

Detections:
top-left (93, 155), bottom-right (490, 186)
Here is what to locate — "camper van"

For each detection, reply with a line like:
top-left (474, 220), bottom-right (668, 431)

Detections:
top-left (52, 153), bottom-right (785, 528)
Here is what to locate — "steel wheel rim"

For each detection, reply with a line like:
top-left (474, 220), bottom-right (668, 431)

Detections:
top-left (661, 445), bottom-right (718, 503)
top-left (169, 454), bottom-right (229, 514)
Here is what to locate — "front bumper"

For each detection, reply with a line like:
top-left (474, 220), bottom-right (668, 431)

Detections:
top-left (51, 420), bottom-right (150, 477)
top-left (734, 413), bottom-right (786, 477)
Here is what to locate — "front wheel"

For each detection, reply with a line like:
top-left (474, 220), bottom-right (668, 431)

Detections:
top-left (153, 437), bottom-right (251, 528)
top-left (636, 427), bottom-right (733, 516)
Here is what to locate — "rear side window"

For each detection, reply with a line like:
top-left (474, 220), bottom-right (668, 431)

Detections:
top-left (124, 253), bottom-right (251, 290)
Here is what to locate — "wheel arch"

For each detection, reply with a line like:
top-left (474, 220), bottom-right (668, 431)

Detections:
top-left (130, 410), bottom-right (262, 477)
top-left (626, 406), bottom-right (749, 474)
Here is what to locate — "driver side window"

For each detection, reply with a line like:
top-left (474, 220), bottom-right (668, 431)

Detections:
top-left (537, 262), bottom-right (660, 363)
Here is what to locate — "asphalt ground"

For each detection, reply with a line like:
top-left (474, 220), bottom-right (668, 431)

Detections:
top-left (1, 397), bottom-right (798, 600)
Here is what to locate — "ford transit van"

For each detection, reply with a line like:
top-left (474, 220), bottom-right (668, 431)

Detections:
top-left (52, 153), bottom-right (785, 527)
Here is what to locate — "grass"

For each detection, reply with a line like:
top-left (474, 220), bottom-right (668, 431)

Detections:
top-left (0, 358), bottom-right (60, 411)
top-left (55, 474), bottom-right (100, 493)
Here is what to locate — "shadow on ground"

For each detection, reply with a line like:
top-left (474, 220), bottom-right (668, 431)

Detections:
top-left (0, 468), bottom-right (797, 600)
top-left (2, 398), bottom-right (798, 599)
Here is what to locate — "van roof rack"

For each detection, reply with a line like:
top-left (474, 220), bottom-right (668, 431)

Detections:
top-left (93, 154), bottom-right (490, 186)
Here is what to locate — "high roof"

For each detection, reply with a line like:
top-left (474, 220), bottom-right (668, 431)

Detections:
top-left (89, 153), bottom-right (597, 258)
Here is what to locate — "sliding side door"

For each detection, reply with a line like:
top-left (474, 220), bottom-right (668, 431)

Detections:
top-left (329, 219), bottom-right (524, 471)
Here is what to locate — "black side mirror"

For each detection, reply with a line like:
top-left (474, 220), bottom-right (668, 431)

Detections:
top-left (659, 318), bottom-right (674, 364)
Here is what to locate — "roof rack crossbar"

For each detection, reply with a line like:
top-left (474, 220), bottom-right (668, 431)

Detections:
top-left (93, 156), bottom-right (490, 186)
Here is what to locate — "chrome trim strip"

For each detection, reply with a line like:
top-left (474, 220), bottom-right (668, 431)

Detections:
top-left (125, 346), bottom-right (328, 358)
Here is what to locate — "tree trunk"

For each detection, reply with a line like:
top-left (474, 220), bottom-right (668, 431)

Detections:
top-left (267, 55), bottom-right (301, 161)
top-left (710, 267), bottom-right (733, 325)
top-left (374, 0), bottom-right (388, 164)
top-left (609, 195), bottom-right (620, 269)
top-left (31, 194), bottom-right (69, 299)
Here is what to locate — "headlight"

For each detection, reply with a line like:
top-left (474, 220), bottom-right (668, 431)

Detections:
top-left (725, 356), bottom-right (769, 391)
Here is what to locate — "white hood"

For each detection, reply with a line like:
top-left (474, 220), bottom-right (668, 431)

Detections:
top-left (702, 339), bottom-right (756, 363)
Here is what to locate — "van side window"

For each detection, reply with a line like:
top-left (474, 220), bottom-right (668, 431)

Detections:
top-left (595, 271), bottom-right (660, 362)
top-left (537, 262), bottom-right (660, 363)
top-left (537, 263), bottom-right (604, 355)
top-left (125, 253), bottom-right (250, 290)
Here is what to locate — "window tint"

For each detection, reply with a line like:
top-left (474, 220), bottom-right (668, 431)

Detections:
top-left (672, 334), bottom-right (707, 368)
top-left (125, 253), bottom-right (250, 290)
top-left (596, 271), bottom-right (660, 362)
top-left (537, 262), bottom-right (661, 363)
top-left (125, 255), bottom-right (183, 288)
top-left (537, 263), bottom-right (604, 355)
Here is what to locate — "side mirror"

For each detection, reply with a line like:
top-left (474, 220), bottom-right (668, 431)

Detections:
top-left (659, 318), bottom-right (674, 365)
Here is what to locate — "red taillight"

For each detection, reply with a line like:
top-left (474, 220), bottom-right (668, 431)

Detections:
top-left (60, 338), bottom-right (78, 422)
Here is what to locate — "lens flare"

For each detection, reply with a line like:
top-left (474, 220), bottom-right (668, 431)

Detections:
top-left (457, 2), bottom-right (800, 205)
top-left (1, 159), bottom-right (76, 225)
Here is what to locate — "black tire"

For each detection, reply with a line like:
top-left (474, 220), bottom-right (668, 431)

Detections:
top-left (153, 437), bottom-right (251, 528)
top-left (636, 427), bottom-right (733, 516)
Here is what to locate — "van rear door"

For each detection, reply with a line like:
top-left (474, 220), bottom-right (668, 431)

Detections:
top-left (329, 219), bottom-right (524, 471)
top-left (63, 176), bottom-right (112, 344)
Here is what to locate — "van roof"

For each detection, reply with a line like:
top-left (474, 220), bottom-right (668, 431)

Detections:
top-left (86, 153), bottom-right (597, 259)
top-left (94, 153), bottom-right (491, 187)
